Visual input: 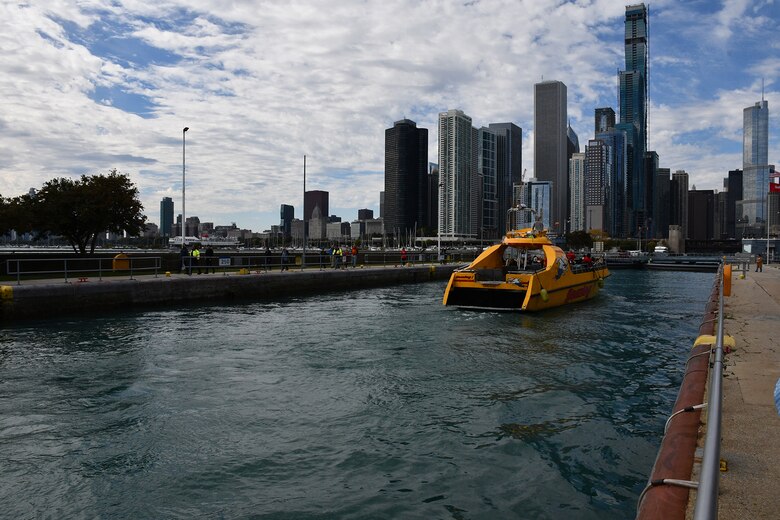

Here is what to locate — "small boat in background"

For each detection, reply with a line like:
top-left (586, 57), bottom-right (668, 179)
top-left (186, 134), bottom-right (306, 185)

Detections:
top-left (442, 226), bottom-right (610, 312)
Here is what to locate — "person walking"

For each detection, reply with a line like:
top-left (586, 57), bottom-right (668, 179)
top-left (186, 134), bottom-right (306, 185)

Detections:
top-left (400, 247), bottom-right (408, 266)
top-left (204, 245), bottom-right (215, 273)
top-left (179, 244), bottom-right (189, 274)
top-left (264, 245), bottom-right (271, 272)
top-left (191, 245), bottom-right (201, 274)
top-left (333, 246), bottom-right (342, 269)
top-left (756, 253), bottom-right (763, 272)
top-left (351, 245), bottom-right (358, 268)
top-left (281, 248), bottom-right (289, 271)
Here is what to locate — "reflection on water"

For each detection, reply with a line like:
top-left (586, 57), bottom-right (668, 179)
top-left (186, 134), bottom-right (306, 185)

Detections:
top-left (0, 270), bottom-right (713, 519)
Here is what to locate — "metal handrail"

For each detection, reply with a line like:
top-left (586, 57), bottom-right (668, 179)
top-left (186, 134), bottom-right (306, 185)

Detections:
top-left (692, 265), bottom-right (726, 519)
top-left (6, 256), bottom-right (162, 285)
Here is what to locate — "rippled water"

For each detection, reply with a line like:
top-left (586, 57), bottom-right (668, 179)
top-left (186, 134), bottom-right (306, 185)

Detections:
top-left (0, 270), bottom-right (714, 519)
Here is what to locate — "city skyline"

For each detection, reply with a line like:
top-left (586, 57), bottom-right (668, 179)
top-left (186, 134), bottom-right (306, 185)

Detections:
top-left (2, 1), bottom-right (778, 232)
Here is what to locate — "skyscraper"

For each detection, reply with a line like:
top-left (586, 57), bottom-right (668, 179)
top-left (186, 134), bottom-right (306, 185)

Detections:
top-left (479, 127), bottom-right (499, 238)
top-left (280, 204), bottom-right (294, 238)
top-left (619, 3), bottom-right (649, 234)
top-left (670, 170), bottom-right (689, 239)
top-left (569, 152), bottom-right (586, 232)
top-left (426, 162), bottom-right (439, 233)
top-left (656, 168), bottom-right (671, 238)
top-left (726, 169), bottom-right (743, 238)
top-left (585, 139), bottom-right (608, 232)
top-left (488, 122), bottom-right (523, 233)
top-left (595, 107), bottom-right (616, 134)
top-left (304, 190), bottom-right (329, 222)
top-left (384, 119), bottom-right (428, 237)
top-left (439, 109), bottom-right (479, 238)
top-left (534, 80), bottom-right (568, 234)
top-left (159, 197), bottom-right (173, 237)
top-left (741, 99), bottom-right (771, 237)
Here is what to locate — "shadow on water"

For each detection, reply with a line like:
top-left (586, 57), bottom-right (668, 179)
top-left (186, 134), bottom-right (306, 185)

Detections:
top-left (0, 270), bottom-right (714, 519)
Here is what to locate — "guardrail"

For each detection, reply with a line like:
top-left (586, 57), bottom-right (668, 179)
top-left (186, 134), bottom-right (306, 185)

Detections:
top-left (636, 263), bottom-right (730, 519)
top-left (6, 256), bottom-right (162, 285)
top-left (4, 251), bottom-right (479, 284)
top-left (692, 265), bottom-right (726, 518)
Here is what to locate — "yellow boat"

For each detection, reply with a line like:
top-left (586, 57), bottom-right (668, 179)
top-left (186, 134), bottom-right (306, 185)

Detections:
top-left (442, 228), bottom-right (610, 312)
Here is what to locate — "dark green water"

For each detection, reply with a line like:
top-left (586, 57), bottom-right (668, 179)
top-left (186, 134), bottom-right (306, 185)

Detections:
top-left (0, 270), bottom-right (713, 519)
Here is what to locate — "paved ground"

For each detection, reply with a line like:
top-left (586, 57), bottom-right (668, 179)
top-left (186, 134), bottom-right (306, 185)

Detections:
top-left (718, 263), bottom-right (780, 518)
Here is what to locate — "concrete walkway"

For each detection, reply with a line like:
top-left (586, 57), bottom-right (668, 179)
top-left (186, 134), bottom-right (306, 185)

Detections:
top-left (719, 264), bottom-right (780, 518)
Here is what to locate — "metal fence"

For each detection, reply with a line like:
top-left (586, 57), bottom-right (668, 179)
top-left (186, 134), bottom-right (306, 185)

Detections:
top-left (6, 256), bottom-right (162, 285)
top-left (4, 251), bottom-right (480, 284)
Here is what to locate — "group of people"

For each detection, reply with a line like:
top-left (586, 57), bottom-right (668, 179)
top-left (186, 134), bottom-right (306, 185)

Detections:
top-left (179, 244), bottom-right (216, 275)
top-left (565, 250), bottom-right (594, 266)
top-left (327, 245), bottom-right (359, 269)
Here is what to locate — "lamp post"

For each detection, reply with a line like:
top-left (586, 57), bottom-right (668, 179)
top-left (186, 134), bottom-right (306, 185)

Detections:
top-left (182, 127), bottom-right (189, 253)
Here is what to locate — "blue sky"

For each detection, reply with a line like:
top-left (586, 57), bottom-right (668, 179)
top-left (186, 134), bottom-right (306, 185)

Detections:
top-left (1, 0), bottom-right (778, 232)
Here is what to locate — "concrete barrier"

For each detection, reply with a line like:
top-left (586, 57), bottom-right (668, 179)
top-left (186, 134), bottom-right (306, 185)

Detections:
top-left (1, 265), bottom-right (458, 322)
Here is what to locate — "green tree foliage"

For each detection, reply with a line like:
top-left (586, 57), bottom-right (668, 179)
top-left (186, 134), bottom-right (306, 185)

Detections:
top-left (30, 170), bottom-right (147, 254)
top-left (564, 230), bottom-right (593, 250)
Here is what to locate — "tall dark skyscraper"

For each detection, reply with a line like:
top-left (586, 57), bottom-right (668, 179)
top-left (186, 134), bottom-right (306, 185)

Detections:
top-left (726, 169), bottom-right (743, 238)
top-left (619, 3), bottom-right (649, 234)
top-left (534, 80), bottom-right (568, 234)
top-left (384, 119), bottom-right (428, 236)
top-left (488, 122), bottom-right (522, 234)
top-left (159, 197), bottom-right (173, 237)
top-left (304, 190), bottom-right (329, 222)
top-left (280, 204), bottom-right (294, 237)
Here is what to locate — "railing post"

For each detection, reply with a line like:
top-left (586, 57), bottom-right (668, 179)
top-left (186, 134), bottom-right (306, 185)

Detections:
top-left (64, 259), bottom-right (68, 283)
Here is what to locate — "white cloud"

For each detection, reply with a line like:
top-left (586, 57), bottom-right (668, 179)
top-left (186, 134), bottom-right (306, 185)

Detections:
top-left (0, 0), bottom-right (778, 231)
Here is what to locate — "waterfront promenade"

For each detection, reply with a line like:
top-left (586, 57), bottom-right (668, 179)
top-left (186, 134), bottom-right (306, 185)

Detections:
top-left (719, 265), bottom-right (780, 518)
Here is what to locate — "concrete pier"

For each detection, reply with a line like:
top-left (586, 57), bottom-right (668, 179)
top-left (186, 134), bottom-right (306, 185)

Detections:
top-left (718, 265), bottom-right (780, 518)
top-left (1, 264), bottom-right (457, 322)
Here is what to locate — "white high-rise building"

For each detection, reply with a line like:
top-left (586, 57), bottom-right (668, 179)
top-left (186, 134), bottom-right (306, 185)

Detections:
top-left (438, 109), bottom-right (479, 239)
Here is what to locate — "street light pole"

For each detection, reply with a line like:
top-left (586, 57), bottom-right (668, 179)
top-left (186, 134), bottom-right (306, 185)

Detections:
top-left (182, 126), bottom-right (189, 246)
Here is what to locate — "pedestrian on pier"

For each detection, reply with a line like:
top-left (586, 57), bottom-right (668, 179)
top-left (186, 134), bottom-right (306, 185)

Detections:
top-left (351, 245), bottom-right (358, 267)
top-left (179, 245), bottom-right (189, 273)
top-left (756, 253), bottom-right (763, 272)
top-left (264, 245), bottom-right (271, 272)
top-left (191, 245), bottom-right (201, 274)
top-left (205, 246), bottom-right (215, 274)
top-left (281, 248), bottom-right (290, 271)
top-left (401, 247), bottom-right (408, 266)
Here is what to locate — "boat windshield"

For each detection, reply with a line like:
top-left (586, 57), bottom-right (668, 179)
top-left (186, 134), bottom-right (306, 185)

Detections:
top-left (502, 245), bottom-right (546, 271)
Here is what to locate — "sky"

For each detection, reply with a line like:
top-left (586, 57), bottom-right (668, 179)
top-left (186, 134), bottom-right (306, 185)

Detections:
top-left (1, 0), bottom-right (779, 232)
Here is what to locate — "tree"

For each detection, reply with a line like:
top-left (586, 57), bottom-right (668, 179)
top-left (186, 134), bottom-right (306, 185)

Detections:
top-left (31, 170), bottom-right (147, 254)
top-left (565, 230), bottom-right (593, 250)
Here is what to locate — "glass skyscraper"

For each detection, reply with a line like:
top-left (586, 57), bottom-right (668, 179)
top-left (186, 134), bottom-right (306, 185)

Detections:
top-left (619, 3), bottom-right (648, 235)
top-left (741, 100), bottom-right (771, 237)
top-left (159, 197), bottom-right (173, 238)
